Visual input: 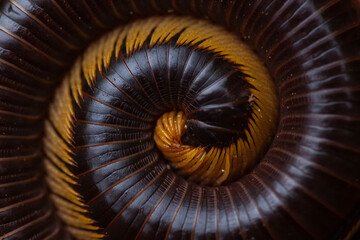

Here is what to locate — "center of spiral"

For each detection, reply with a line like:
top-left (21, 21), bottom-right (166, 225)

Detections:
top-left (154, 111), bottom-right (232, 186)
top-left (154, 110), bottom-right (258, 186)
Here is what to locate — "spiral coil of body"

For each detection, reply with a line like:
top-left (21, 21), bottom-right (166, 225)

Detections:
top-left (0, 0), bottom-right (359, 239)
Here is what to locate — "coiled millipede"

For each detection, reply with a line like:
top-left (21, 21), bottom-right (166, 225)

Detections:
top-left (0, 0), bottom-right (359, 239)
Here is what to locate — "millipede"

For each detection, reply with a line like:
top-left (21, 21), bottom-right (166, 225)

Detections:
top-left (0, 0), bottom-right (359, 239)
